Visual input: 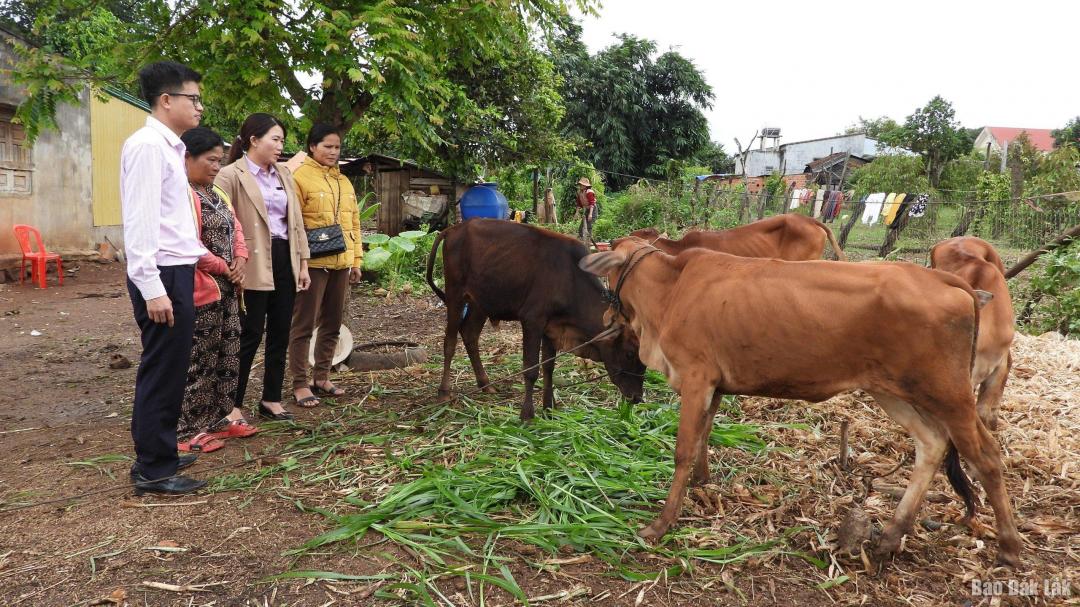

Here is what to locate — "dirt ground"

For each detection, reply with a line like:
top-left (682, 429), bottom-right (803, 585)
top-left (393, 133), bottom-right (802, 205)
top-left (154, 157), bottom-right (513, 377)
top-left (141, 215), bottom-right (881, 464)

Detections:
top-left (0, 263), bottom-right (1076, 606)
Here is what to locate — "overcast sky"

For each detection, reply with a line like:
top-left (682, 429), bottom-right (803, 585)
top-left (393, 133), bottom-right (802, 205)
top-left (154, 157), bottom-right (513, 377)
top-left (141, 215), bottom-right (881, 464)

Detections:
top-left (575, 0), bottom-right (1076, 152)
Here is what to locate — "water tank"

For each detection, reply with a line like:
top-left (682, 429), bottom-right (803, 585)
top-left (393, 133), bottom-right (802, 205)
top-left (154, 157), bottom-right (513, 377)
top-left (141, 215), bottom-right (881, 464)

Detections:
top-left (459, 183), bottom-right (510, 220)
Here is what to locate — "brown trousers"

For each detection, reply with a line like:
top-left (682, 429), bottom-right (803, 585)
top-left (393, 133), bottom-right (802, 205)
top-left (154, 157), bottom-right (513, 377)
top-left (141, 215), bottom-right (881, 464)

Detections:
top-left (288, 268), bottom-right (350, 389)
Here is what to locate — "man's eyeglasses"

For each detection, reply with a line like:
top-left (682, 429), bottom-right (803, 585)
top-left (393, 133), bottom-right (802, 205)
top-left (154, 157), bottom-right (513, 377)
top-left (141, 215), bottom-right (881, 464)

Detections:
top-left (164, 92), bottom-right (203, 108)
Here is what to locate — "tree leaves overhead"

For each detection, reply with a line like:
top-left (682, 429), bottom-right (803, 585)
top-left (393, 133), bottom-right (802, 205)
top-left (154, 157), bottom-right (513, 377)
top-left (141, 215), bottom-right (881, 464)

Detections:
top-left (5, 0), bottom-right (588, 173)
top-left (551, 22), bottom-right (714, 189)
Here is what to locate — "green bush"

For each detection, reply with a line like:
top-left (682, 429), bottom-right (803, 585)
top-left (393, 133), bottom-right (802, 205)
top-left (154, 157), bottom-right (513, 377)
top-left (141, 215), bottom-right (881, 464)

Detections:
top-left (1024, 238), bottom-right (1080, 335)
top-left (362, 229), bottom-right (439, 293)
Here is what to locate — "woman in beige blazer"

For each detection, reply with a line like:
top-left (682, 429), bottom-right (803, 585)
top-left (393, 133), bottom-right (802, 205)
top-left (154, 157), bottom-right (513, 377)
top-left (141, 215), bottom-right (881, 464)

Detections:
top-left (215, 113), bottom-right (310, 421)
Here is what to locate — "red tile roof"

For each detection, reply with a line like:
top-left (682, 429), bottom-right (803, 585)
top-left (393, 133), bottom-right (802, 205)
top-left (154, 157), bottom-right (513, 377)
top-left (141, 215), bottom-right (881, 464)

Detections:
top-left (985, 127), bottom-right (1056, 152)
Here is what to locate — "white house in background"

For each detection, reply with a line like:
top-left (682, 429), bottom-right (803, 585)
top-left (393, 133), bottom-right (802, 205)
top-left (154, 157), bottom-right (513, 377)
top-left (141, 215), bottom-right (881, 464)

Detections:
top-left (735, 132), bottom-right (899, 177)
top-left (973, 126), bottom-right (1056, 155)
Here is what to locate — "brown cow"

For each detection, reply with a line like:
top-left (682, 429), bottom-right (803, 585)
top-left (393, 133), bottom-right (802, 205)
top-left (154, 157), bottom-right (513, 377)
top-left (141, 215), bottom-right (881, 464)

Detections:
top-left (630, 214), bottom-right (846, 261)
top-left (426, 220), bottom-right (645, 420)
top-left (931, 237), bottom-right (1015, 430)
top-left (579, 240), bottom-right (1021, 567)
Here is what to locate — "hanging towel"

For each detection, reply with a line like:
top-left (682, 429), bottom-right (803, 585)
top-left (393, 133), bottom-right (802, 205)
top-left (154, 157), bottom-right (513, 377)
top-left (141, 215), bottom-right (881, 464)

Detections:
top-left (813, 189), bottom-right (826, 218)
top-left (883, 193), bottom-right (904, 226)
top-left (908, 193), bottom-right (928, 218)
top-left (790, 188), bottom-right (803, 209)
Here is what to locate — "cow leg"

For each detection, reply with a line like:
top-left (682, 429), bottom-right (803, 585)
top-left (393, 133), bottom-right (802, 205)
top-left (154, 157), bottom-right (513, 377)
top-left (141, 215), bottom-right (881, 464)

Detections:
top-left (460, 307), bottom-right (495, 394)
top-left (541, 335), bottom-right (556, 413)
top-left (944, 407), bottom-right (1022, 568)
top-left (519, 323), bottom-right (544, 421)
top-left (869, 393), bottom-right (949, 563)
top-left (976, 355), bottom-right (1010, 431)
top-left (640, 380), bottom-right (715, 541)
top-left (438, 298), bottom-right (466, 399)
top-left (691, 392), bottom-right (724, 487)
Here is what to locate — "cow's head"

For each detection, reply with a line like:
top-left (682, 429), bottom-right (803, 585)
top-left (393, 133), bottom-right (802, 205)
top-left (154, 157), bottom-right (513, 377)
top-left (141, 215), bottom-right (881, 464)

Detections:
top-left (580, 243), bottom-right (654, 402)
top-left (596, 319), bottom-right (645, 402)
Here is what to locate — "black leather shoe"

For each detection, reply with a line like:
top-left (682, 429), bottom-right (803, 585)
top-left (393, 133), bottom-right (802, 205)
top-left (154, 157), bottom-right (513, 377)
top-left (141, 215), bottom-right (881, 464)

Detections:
top-left (177, 454), bottom-right (197, 470)
top-left (131, 472), bottom-right (207, 496)
top-left (258, 403), bottom-right (295, 421)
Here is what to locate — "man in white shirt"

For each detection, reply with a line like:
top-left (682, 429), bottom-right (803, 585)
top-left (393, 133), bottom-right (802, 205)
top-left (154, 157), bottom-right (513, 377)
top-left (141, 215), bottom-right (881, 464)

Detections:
top-left (121, 61), bottom-right (208, 495)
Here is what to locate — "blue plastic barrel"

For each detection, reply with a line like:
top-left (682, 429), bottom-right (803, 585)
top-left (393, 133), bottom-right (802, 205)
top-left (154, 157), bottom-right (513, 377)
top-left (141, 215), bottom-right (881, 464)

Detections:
top-left (459, 183), bottom-right (510, 220)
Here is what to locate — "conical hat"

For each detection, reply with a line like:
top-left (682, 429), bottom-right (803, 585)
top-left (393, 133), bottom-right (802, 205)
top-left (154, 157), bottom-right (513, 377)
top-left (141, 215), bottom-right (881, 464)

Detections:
top-left (308, 324), bottom-right (354, 367)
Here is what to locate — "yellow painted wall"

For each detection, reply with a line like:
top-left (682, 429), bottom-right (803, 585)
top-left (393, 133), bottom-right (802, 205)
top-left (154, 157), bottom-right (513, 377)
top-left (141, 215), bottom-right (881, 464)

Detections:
top-left (91, 95), bottom-right (147, 226)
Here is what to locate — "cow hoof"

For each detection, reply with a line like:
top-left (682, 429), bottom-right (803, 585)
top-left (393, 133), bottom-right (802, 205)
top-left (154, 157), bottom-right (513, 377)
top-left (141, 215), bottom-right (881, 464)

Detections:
top-left (637, 522), bottom-right (667, 544)
top-left (437, 389), bottom-right (451, 400)
top-left (870, 542), bottom-right (899, 566)
top-left (995, 551), bottom-right (1021, 569)
top-left (689, 473), bottom-right (710, 487)
top-left (481, 385), bottom-right (496, 394)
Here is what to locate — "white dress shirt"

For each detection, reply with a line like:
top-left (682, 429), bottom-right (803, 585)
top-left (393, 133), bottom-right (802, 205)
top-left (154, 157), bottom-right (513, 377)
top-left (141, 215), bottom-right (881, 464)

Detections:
top-left (121, 116), bottom-right (207, 300)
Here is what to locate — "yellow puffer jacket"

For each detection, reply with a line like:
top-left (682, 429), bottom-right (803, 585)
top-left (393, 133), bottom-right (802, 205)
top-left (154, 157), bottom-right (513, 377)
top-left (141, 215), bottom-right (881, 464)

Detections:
top-left (292, 156), bottom-right (363, 270)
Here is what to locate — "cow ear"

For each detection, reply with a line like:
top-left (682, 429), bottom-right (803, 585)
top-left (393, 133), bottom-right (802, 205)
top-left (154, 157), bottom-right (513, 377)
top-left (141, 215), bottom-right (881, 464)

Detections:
top-left (974, 289), bottom-right (994, 308)
top-left (579, 251), bottom-right (626, 276)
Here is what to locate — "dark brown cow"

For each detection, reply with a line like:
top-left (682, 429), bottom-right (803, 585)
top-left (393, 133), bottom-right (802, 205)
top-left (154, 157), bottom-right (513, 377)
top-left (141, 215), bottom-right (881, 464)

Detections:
top-left (931, 237), bottom-right (1015, 430)
top-left (630, 214), bottom-right (846, 261)
top-left (426, 219), bottom-right (645, 420)
top-left (579, 239), bottom-right (1021, 567)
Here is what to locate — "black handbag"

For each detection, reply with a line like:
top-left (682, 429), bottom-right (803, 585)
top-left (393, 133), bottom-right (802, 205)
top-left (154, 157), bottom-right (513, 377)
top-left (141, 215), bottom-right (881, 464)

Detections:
top-left (306, 174), bottom-right (348, 258)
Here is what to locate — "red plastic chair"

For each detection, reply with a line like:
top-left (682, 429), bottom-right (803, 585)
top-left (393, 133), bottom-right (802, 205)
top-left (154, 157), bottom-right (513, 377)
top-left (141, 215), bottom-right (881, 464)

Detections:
top-left (13, 224), bottom-right (63, 289)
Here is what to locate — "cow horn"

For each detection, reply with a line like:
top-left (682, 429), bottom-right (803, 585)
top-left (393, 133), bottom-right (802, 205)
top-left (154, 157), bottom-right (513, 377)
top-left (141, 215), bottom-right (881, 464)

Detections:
top-left (974, 289), bottom-right (993, 308)
top-left (579, 251), bottom-right (626, 276)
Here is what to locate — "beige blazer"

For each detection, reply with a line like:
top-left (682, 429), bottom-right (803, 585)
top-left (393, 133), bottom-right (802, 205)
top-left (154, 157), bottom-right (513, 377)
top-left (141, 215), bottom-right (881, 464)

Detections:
top-left (215, 158), bottom-right (310, 291)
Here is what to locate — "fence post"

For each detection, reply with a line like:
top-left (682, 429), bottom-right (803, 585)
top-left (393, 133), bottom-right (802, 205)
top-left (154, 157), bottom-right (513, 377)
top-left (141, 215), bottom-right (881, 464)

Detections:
top-left (878, 206), bottom-right (913, 258)
top-left (838, 196), bottom-right (866, 250)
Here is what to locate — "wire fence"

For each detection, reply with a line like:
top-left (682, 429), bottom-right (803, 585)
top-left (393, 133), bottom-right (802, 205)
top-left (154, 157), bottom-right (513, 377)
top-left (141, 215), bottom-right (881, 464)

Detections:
top-left (686, 189), bottom-right (1080, 266)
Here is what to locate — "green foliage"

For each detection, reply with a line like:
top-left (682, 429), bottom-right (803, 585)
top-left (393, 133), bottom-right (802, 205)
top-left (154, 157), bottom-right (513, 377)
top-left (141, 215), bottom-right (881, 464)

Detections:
top-left (555, 159), bottom-right (605, 220)
top-left (1051, 116), bottom-right (1080, 148)
top-left (694, 141), bottom-right (734, 174)
top-left (551, 22), bottom-right (714, 189)
top-left (300, 396), bottom-right (774, 578)
top-left (894, 96), bottom-right (972, 186)
top-left (848, 154), bottom-right (930, 199)
top-left (1026, 145), bottom-right (1080, 206)
top-left (937, 155), bottom-right (983, 199)
top-left (362, 229), bottom-right (438, 294)
top-left (6, 0), bottom-right (591, 163)
top-left (1026, 238), bottom-right (1080, 335)
top-left (842, 115), bottom-right (903, 143)
top-left (1005, 131), bottom-right (1043, 183)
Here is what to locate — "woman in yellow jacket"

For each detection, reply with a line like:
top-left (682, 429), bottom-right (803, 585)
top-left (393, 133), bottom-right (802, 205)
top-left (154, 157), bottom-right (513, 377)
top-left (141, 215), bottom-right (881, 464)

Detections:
top-left (288, 124), bottom-right (363, 407)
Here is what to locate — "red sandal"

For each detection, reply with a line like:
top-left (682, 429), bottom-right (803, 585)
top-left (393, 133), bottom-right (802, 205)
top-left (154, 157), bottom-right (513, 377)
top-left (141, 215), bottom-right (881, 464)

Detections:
top-left (178, 432), bottom-right (225, 453)
top-left (210, 418), bottom-right (259, 439)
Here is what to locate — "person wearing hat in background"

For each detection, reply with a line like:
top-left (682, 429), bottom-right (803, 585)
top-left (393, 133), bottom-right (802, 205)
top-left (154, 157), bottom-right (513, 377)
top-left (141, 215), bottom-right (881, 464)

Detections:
top-left (576, 177), bottom-right (597, 243)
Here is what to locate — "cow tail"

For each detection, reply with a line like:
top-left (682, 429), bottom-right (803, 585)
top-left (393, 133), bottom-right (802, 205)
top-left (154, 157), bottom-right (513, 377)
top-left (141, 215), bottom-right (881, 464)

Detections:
top-left (945, 444), bottom-right (978, 520)
top-left (944, 284), bottom-right (983, 520)
top-left (816, 219), bottom-right (847, 261)
top-left (426, 228), bottom-right (448, 302)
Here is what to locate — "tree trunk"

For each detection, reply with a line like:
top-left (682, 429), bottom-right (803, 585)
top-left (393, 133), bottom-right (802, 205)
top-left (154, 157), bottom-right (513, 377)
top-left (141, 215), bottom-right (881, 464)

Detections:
top-left (878, 212), bottom-right (912, 258)
top-left (951, 204), bottom-right (983, 237)
top-left (838, 197), bottom-right (867, 250)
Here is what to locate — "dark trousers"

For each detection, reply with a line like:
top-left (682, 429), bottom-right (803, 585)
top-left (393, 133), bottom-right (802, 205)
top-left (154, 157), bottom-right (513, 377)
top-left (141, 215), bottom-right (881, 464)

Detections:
top-left (236, 239), bottom-right (296, 406)
top-left (127, 265), bottom-right (195, 480)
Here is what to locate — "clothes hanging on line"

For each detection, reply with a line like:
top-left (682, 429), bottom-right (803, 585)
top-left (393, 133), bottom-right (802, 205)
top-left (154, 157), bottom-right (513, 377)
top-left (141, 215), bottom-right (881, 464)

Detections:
top-left (884, 193), bottom-right (907, 226)
top-left (790, 188), bottom-right (806, 209)
top-left (861, 192), bottom-right (886, 224)
top-left (908, 193), bottom-right (928, 218)
top-left (813, 189), bottom-right (826, 218)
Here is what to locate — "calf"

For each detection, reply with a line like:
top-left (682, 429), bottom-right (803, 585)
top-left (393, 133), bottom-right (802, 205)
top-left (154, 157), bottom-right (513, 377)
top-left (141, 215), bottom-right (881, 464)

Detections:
top-left (426, 220), bottom-right (644, 420)
top-left (630, 214), bottom-right (846, 260)
top-left (579, 240), bottom-right (1021, 567)
top-left (931, 237), bottom-right (1015, 430)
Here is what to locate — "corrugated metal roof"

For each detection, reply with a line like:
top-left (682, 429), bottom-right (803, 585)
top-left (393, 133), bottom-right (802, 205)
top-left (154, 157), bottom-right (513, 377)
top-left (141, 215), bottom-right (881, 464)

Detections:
top-left (101, 85), bottom-right (150, 112)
